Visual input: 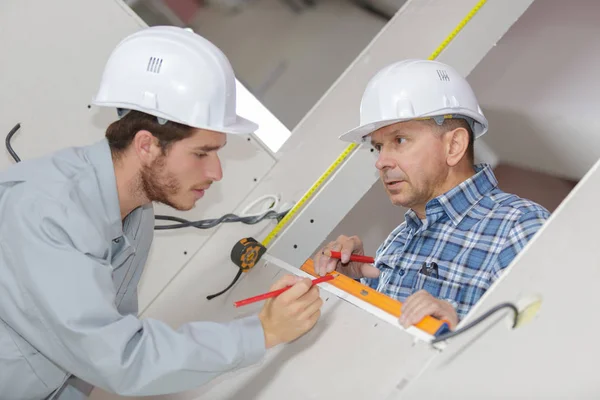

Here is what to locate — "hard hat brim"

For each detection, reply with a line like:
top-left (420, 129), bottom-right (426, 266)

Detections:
top-left (339, 114), bottom-right (488, 144)
top-left (93, 99), bottom-right (259, 135)
top-left (338, 118), bottom-right (409, 144)
top-left (218, 115), bottom-right (259, 135)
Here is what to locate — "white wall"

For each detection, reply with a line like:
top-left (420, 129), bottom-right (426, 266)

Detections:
top-left (469, 0), bottom-right (600, 181)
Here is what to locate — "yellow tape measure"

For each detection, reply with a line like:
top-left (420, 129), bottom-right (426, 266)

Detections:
top-left (262, 0), bottom-right (488, 247)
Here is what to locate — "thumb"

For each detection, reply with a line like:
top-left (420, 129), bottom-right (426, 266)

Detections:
top-left (360, 264), bottom-right (380, 278)
top-left (269, 274), bottom-right (302, 291)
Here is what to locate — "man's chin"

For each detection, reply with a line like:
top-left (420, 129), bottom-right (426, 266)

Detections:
top-left (388, 193), bottom-right (410, 207)
top-left (156, 197), bottom-right (197, 212)
top-left (174, 201), bottom-right (197, 212)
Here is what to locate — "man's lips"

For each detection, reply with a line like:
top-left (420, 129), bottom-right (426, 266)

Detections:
top-left (385, 180), bottom-right (404, 189)
top-left (192, 186), bottom-right (209, 199)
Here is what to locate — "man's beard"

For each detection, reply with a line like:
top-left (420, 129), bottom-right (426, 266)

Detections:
top-left (139, 155), bottom-right (184, 210)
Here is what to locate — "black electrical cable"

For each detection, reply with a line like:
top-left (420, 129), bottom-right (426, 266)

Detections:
top-left (6, 123), bottom-right (21, 163)
top-left (431, 302), bottom-right (519, 345)
top-left (154, 210), bottom-right (287, 230)
top-left (5, 124), bottom-right (289, 230)
top-left (206, 268), bottom-right (243, 300)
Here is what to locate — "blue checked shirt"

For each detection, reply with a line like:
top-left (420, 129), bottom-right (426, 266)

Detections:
top-left (362, 164), bottom-right (550, 319)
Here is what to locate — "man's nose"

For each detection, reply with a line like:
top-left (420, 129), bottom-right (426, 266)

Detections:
top-left (375, 148), bottom-right (395, 171)
top-left (207, 153), bottom-right (223, 182)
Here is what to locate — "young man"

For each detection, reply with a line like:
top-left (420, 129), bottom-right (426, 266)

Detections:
top-left (0, 27), bottom-right (322, 399)
top-left (315, 59), bottom-right (549, 330)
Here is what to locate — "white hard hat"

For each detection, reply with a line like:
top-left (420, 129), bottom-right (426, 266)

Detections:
top-left (92, 26), bottom-right (258, 135)
top-left (339, 59), bottom-right (488, 144)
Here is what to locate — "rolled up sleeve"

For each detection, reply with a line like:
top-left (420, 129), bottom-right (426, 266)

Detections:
top-left (0, 196), bottom-right (265, 396)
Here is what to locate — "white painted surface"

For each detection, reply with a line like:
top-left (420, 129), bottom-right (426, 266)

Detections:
top-left (469, 0), bottom-right (600, 181)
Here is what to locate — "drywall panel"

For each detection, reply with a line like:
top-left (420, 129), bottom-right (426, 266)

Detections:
top-left (469, 0), bottom-right (600, 181)
top-left (395, 156), bottom-right (600, 399)
top-left (0, 0), bottom-right (144, 167)
top-left (0, 0), bottom-right (277, 313)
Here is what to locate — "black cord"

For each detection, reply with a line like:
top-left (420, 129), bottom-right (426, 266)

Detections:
top-left (154, 210), bottom-right (287, 230)
top-left (6, 123), bottom-right (21, 163)
top-left (206, 268), bottom-right (243, 300)
top-left (431, 302), bottom-right (519, 344)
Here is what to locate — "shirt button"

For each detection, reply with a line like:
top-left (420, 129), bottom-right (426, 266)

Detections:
top-left (398, 269), bottom-right (405, 276)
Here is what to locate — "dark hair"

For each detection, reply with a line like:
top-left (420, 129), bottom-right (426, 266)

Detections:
top-left (426, 118), bottom-right (475, 163)
top-left (105, 110), bottom-right (195, 159)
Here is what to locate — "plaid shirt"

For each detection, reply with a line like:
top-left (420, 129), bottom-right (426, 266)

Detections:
top-left (362, 164), bottom-right (550, 319)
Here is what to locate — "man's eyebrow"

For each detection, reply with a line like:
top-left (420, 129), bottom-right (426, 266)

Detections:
top-left (370, 129), bottom-right (408, 146)
top-left (194, 142), bottom-right (227, 151)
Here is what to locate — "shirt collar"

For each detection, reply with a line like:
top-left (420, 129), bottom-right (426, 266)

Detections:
top-left (404, 164), bottom-right (498, 229)
top-left (84, 138), bottom-right (123, 240)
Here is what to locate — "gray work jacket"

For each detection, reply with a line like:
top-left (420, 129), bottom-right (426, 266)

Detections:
top-left (0, 139), bottom-right (265, 399)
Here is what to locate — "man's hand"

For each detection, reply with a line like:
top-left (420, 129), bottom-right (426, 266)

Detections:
top-left (258, 274), bottom-right (323, 349)
top-left (314, 235), bottom-right (380, 279)
top-left (399, 290), bottom-right (458, 330)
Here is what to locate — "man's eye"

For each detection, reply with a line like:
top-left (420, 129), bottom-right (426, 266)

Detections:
top-left (396, 137), bottom-right (405, 144)
top-left (196, 153), bottom-right (207, 158)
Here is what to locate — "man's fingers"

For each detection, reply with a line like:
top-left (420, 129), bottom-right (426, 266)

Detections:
top-left (339, 237), bottom-right (357, 264)
top-left (316, 242), bottom-right (342, 276)
top-left (298, 292), bottom-right (324, 320)
top-left (269, 274), bottom-right (302, 291)
top-left (399, 291), bottom-right (429, 327)
top-left (277, 277), bottom-right (312, 303)
top-left (404, 302), bottom-right (438, 327)
top-left (316, 241), bottom-right (335, 275)
top-left (314, 252), bottom-right (325, 276)
top-left (400, 290), bottom-right (425, 314)
top-left (325, 258), bottom-right (339, 275)
top-left (305, 309), bottom-right (321, 330)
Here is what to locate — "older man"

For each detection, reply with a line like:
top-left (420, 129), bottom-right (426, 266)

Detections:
top-left (316, 59), bottom-right (549, 329)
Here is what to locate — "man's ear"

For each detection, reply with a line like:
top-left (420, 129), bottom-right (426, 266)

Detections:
top-left (132, 130), bottom-right (160, 165)
top-left (445, 127), bottom-right (469, 167)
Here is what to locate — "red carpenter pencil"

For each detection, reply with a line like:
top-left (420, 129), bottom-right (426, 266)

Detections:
top-left (324, 250), bottom-right (375, 264)
top-left (233, 274), bottom-right (335, 308)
